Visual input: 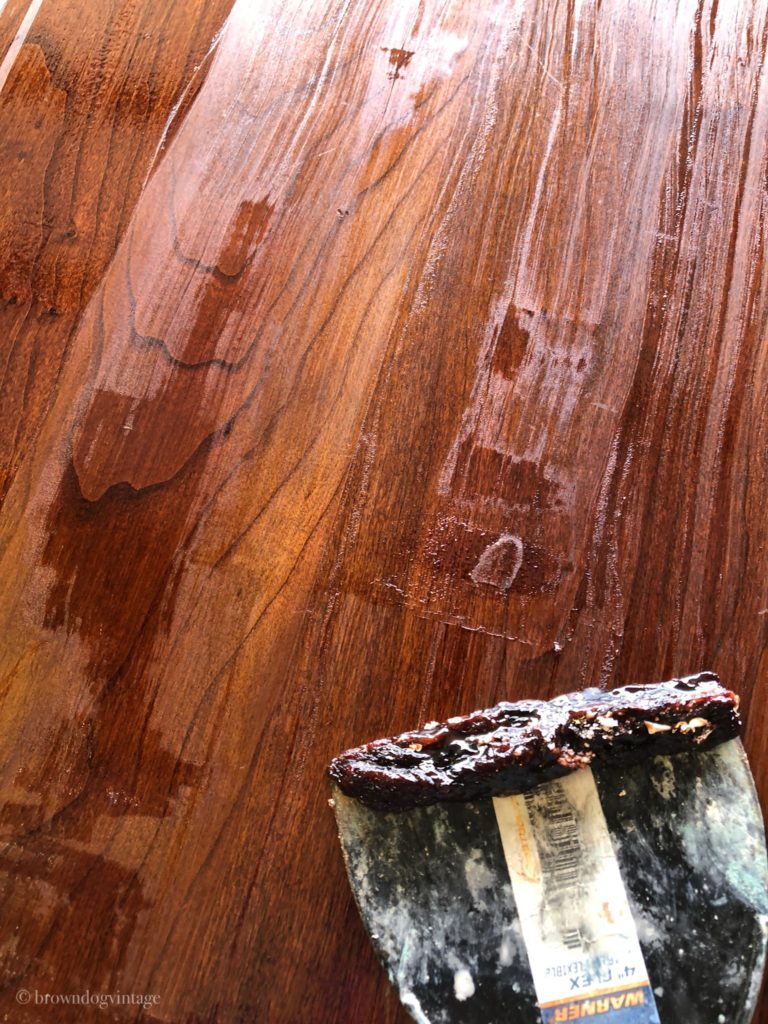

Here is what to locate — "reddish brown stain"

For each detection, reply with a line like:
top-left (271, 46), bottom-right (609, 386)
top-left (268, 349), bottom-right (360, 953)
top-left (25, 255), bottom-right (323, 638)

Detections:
top-left (42, 461), bottom-right (189, 673)
top-left (382, 46), bottom-right (415, 79)
top-left (0, 842), bottom-right (151, 995)
top-left (39, 454), bottom-right (208, 815)
top-left (216, 198), bottom-right (273, 277)
top-left (457, 445), bottom-right (566, 511)
top-left (491, 305), bottom-right (531, 378)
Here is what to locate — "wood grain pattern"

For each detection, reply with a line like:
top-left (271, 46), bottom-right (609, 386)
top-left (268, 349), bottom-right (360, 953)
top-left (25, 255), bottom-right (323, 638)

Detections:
top-left (1, 0), bottom-right (767, 1020)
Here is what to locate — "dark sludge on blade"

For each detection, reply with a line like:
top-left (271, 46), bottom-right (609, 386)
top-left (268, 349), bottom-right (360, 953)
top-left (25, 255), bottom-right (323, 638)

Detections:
top-left (328, 672), bottom-right (741, 810)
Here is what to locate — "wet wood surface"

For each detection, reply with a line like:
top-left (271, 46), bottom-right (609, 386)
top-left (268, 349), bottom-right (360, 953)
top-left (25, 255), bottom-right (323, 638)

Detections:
top-left (1, 0), bottom-right (767, 1020)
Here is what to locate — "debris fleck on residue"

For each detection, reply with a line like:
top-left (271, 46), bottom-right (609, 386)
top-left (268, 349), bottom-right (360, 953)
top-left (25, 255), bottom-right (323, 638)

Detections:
top-left (597, 716), bottom-right (619, 730)
top-left (644, 720), bottom-right (672, 734)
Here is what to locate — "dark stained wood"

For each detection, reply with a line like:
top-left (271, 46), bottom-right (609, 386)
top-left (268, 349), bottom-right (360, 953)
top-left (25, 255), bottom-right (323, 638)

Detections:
top-left (1, 0), bottom-right (767, 1021)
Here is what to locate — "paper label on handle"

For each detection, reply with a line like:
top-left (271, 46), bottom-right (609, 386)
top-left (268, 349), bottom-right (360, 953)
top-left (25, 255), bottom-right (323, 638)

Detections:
top-left (493, 769), bottom-right (661, 1024)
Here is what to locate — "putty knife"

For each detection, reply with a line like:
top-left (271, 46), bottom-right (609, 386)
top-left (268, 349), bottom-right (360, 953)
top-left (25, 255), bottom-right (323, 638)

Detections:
top-left (329, 674), bottom-right (768, 1023)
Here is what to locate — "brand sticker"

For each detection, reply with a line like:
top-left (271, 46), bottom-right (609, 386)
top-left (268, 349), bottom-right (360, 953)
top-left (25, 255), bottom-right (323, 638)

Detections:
top-left (493, 769), bottom-right (661, 1024)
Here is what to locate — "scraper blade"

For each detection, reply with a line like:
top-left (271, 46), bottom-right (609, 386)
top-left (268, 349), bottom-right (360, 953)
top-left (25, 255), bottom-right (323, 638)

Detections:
top-left (333, 739), bottom-right (768, 1023)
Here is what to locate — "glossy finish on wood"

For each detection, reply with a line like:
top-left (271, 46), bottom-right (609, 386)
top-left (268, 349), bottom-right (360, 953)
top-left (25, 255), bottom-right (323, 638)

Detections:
top-left (1, 0), bottom-right (767, 1021)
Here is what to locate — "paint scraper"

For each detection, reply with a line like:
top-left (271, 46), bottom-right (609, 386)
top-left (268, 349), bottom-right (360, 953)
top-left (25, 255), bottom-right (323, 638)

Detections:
top-left (328, 672), bottom-right (768, 1023)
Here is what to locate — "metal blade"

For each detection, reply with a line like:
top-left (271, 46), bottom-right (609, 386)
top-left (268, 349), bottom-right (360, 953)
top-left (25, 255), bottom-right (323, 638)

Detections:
top-left (333, 739), bottom-right (768, 1024)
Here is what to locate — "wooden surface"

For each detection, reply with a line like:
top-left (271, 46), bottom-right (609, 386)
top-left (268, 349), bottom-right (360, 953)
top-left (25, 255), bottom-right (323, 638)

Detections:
top-left (1, 0), bottom-right (767, 1021)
